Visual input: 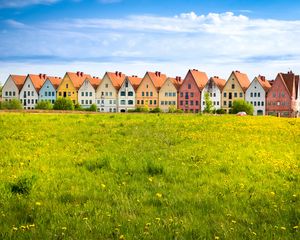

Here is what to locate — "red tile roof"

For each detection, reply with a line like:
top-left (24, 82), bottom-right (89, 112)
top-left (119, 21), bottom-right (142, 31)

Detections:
top-left (66, 72), bottom-right (92, 90)
top-left (190, 69), bottom-right (208, 90)
top-left (28, 74), bottom-right (47, 92)
top-left (210, 76), bottom-right (226, 91)
top-left (127, 75), bottom-right (142, 90)
top-left (147, 71), bottom-right (167, 89)
top-left (90, 76), bottom-right (101, 89)
top-left (279, 71), bottom-right (298, 97)
top-left (10, 75), bottom-right (27, 91)
top-left (168, 76), bottom-right (183, 91)
top-left (232, 71), bottom-right (250, 91)
top-left (257, 75), bottom-right (271, 92)
top-left (47, 76), bottom-right (62, 89)
top-left (106, 71), bottom-right (126, 90)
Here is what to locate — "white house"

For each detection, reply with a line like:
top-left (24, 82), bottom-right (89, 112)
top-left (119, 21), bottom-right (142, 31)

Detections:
top-left (118, 76), bottom-right (141, 112)
top-left (96, 71), bottom-right (126, 112)
top-left (2, 75), bottom-right (26, 102)
top-left (201, 76), bottom-right (226, 112)
top-left (246, 75), bottom-right (271, 115)
top-left (20, 74), bottom-right (47, 109)
top-left (78, 77), bottom-right (101, 108)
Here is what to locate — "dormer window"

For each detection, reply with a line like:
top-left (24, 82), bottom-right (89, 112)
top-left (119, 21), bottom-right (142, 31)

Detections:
top-left (125, 80), bottom-right (128, 88)
top-left (66, 84), bottom-right (68, 89)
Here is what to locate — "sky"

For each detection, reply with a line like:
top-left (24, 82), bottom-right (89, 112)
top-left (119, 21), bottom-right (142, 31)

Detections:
top-left (1, 0), bottom-right (300, 84)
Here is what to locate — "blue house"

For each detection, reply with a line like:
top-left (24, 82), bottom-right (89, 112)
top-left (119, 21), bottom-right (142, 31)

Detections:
top-left (39, 76), bottom-right (62, 104)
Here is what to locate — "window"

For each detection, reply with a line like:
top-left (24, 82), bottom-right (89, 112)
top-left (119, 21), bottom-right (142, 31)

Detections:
top-left (125, 80), bottom-right (128, 88)
top-left (154, 100), bottom-right (157, 105)
top-left (13, 91), bottom-right (16, 96)
top-left (254, 93), bottom-right (257, 97)
top-left (203, 101), bottom-right (205, 106)
top-left (141, 100), bottom-right (144, 104)
top-left (146, 92), bottom-right (149, 97)
top-left (146, 84), bottom-right (149, 89)
top-left (121, 91), bottom-right (126, 96)
top-left (190, 92), bottom-right (194, 97)
top-left (258, 102), bottom-right (260, 106)
top-left (180, 101), bottom-right (183, 105)
top-left (121, 100), bottom-right (126, 105)
top-left (165, 92), bottom-right (168, 97)
top-left (150, 92), bottom-right (153, 96)
top-left (240, 92), bottom-right (243, 98)
top-left (232, 84), bottom-right (235, 89)
top-left (85, 92), bottom-right (88, 97)
top-left (142, 92), bottom-right (144, 96)
top-left (52, 92), bottom-right (55, 97)
top-left (137, 100), bottom-right (140, 104)
top-left (281, 92), bottom-right (285, 97)
top-left (195, 101), bottom-right (199, 106)
top-left (9, 91), bottom-right (12, 96)
top-left (229, 101), bottom-right (232, 107)
top-left (109, 100), bottom-right (112, 104)
top-left (45, 92), bottom-right (48, 97)
top-left (254, 102), bottom-right (256, 106)
top-left (213, 93), bottom-right (216, 97)
top-left (262, 102), bottom-right (264, 106)
top-left (173, 93), bottom-right (176, 97)
top-left (28, 84), bottom-right (30, 88)
top-left (81, 100), bottom-right (84, 104)
top-left (68, 92), bottom-right (71, 96)
top-left (250, 92), bottom-right (253, 97)
top-left (150, 100), bottom-right (152, 105)
top-left (109, 92), bottom-right (112, 96)
top-left (128, 100), bottom-right (133, 105)
top-left (161, 101), bottom-right (164, 105)
top-left (59, 92), bottom-right (62, 96)
top-left (234, 92), bottom-right (237, 98)
top-left (90, 92), bottom-right (92, 97)
top-left (185, 101), bottom-right (188, 105)
top-left (85, 100), bottom-right (88, 104)
top-left (31, 99), bottom-right (34, 104)
top-left (217, 101), bottom-right (219, 105)
top-left (223, 92), bottom-right (227, 98)
top-left (105, 92), bottom-right (108, 96)
top-left (32, 91), bottom-right (34, 96)
top-left (81, 92), bottom-right (84, 97)
top-left (5, 91), bottom-right (8, 96)
top-left (185, 92), bottom-right (189, 99)
top-left (272, 93), bottom-right (276, 97)
top-left (258, 92), bottom-right (260, 97)
top-left (66, 84), bottom-right (68, 89)
top-left (89, 100), bottom-right (92, 104)
top-left (190, 101), bottom-right (194, 106)
top-left (180, 92), bottom-right (183, 97)
top-left (224, 101), bottom-right (227, 106)
top-left (97, 100), bottom-right (100, 104)
top-left (28, 91), bottom-right (30, 96)
top-left (105, 84), bottom-right (108, 88)
top-left (188, 84), bottom-right (191, 89)
top-left (128, 92), bottom-right (133, 96)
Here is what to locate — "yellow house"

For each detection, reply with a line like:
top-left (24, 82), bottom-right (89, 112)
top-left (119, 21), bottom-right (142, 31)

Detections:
top-left (136, 71), bottom-right (167, 111)
top-left (222, 70), bottom-right (250, 113)
top-left (57, 71), bottom-right (92, 104)
top-left (159, 77), bottom-right (182, 112)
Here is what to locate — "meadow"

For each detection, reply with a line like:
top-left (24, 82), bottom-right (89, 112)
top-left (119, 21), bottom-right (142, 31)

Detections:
top-left (0, 112), bottom-right (299, 240)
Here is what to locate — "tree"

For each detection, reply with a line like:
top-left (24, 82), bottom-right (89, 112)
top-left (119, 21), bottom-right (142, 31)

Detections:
top-left (232, 99), bottom-right (254, 115)
top-left (35, 101), bottom-right (53, 110)
top-left (203, 92), bottom-right (214, 113)
top-left (53, 98), bottom-right (74, 110)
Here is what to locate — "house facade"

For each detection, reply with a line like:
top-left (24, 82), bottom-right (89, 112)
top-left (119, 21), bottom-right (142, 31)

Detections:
top-left (222, 71), bottom-right (250, 113)
top-left (178, 69), bottom-right (208, 113)
top-left (2, 75), bottom-right (26, 102)
top-left (96, 71), bottom-right (125, 112)
top-left (201, 76), bottom-right (226, 112)
top-left (78, 77), bottom-right (101, 108)
top-left (118, 76), bottom-right (141, 112)
top-left (245, 75), bottom-right (271, 116)
top-left (136, 71), bottom-right (167, 111)
top-left (20, 74), bottom-right (47, 109)
top-left (39, 77), bottom-right (62, 104)
top-left (57, 72), bottom-right (92, 104)
top-left (159, 77), bottom-right (182, 112)
top-left (266, 71), bottom-right (299, 117)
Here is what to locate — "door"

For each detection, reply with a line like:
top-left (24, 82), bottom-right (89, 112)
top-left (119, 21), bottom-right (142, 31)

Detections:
top-left (63, 92), bottom-right (66, 97)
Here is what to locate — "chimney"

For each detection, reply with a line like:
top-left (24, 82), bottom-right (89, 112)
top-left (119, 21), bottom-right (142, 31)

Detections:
top-left (115, 71), bottom-right (118, 76)
top-left (236, 70), bottom-right (240, 73)
top-left (119, 72), bottom-right (122, 77)
top-left (214, 76), bottom-right (219, 79)
top-left (261, 76), bottom-right (266, 81)
top-left (80, 72), bottom-right (83, 77)
top-left (43, 74), bottom-right (46, 79)
top-left (158, 72), bottom-right (161, 77)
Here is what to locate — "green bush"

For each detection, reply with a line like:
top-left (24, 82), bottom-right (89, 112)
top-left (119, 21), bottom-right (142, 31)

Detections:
top-left (150, 107), bottom-right (162, 113)
top-left (74, 103), bottom-right (83, 111)
top-left (0, 99), bottom-right (23, 110)
top-left (53, 98), bottom-right (74, 110)
top-left (168, 105), bottom-right (177, 113)
top-left (232, 100), bottom-right (254, 115)
top-left (134, 107), bottom-right (149, 113)
top-left (88, 104), bottom-right (97, 112)
top-left (35, 101), bottom-right (53, 110)
top-left (175, 109), bottom-right (184, 113)
top-left (216, 108), bottom-right (226, 114)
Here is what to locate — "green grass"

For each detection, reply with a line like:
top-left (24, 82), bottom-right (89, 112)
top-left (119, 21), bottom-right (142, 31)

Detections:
top-left (0, 112), bottom-right (299, 239)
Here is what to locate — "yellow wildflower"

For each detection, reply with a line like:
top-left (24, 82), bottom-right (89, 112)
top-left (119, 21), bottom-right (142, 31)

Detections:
top-left (215, 236), bottom-right (220, 240)
top-left (231, 220), bottom-right (236, 224)
top-left (12, 227), bottom-right (18, 231)
top-left (101, 183), bottom-right (106, 188)
top-left (83, 217), bottom-right (88, 221)
top-left (148, 177), bottom-right (153, 182)
top-left (155, 217), bottom-right (161, 221)
top-left (280, 227), bottom-right (286, 230)
top-left (29, 224), bottom-right (35, 228)
top-left (119, 235), bottom-right (125, 240)
top-left (270, 192), bottom-right (275, 196)
top-left (62, 227), bottom-right (67, 231)
top-left (35, 202), bottom-right (42, 206)
top-left (293, 226), bottom-right (298, 229)
top-left (156, 193), bottom-right (162, 198)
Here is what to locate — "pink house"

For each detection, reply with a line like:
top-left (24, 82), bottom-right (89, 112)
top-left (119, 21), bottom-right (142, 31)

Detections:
top-left (178, 69), bottom-right (208, 113)
top-left (266, 71), bottom-right (299, 117)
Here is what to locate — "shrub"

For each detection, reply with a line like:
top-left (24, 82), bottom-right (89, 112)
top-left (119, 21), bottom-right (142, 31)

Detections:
top-left (216, 108), bottom-right (226, 114)
top-left (53, 98), bottom-right (74, 110)
top-left (0, 99), bottom-right (23, 110)
top-left (135, 107), bottom-right (149, 113)
top-left (168, 105), bottom-right (177, 113)
top-left (74, 103), bottom-right (83, 111)
top-left (35, 101), bottom-right (53, 110)
top-left (232, 100), bottom-right (254, 115)
top-left (150, 107), bottom-right (162, 113)
top-left (127, 109), bottom-right (136, 113)
top-left (88, 104), bottom-right (97, 112)
top-left (175, 109), bottom-right (184, 113)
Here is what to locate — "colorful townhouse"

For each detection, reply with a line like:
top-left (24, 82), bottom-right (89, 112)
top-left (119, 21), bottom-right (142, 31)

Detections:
top-left (136, 71), bottom-right (167, 111)
top-left (201, 76), bottom-right (226, 112)
top-left (266, 71), bottom-right (299, 117)
top-left (178, 69), bottom-right (208, 113)
top-left (221, 71), bottom-right (250, 113)
top-left (96, 71), bottom-right (126, 112)
top-left (118, 75), bottom-right (142, 112)
top-left (57, 72), bottom-right (92, 104)
top-left (159, 77), bottom-right (182, 112)
top-left (20, 74), bottom-right (47, 109)
top-left (78, 77), bottom-right (101, 109)
top-left (245, 75), bottom-right (271, 116)
top-left (2, 75), bottom-right (27, 102)
top-left (39, 76), bottom-right (62, 104)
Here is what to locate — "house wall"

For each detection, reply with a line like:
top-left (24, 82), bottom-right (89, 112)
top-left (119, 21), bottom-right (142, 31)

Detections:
top-left (136, 74), bottom-right (159, 110)
top-left (78, 80), bottom-right (96, 109)
top-left (39, 80), bottom-right (56, 104)
top-left (57, 75), bottom-right (78, 104)
top-left (245, 78), bottom-right (266, 115)
top-left (20, 77), bottom-right (39, 109)
top-left (118, 79), bottom-right (136, 112)
top-left (222, 73), bottom-right (245, 112)
top-left (2, 76), bottom-right (20, 101)
top-left (201, 80), bottom-right (222, 111)
top-left (95, 75), bottom-right (117, 112)
top-left (178, 72), bottom-right (201, 113)
top-left (159, 79), bottom-right (177, 112)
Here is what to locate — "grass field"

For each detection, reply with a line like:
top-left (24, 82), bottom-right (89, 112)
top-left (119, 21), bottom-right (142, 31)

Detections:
top-left (0, 112), bottom-right (299, 239)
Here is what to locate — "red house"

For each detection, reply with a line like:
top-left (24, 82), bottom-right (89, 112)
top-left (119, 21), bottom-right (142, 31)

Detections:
top-left (266, 71), bottom-right (299, 117)
top-left (178, 69), bottom-right (208, 113)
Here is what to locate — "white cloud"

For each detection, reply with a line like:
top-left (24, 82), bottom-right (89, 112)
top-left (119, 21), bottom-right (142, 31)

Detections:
top-left (0, 0), bottom-right (60, 8)
top-left (1, 11), bottom-right (300, 83)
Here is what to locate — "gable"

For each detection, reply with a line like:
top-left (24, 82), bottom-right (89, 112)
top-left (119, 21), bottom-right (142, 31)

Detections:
top-left (2, 76), bottom-right (19, 92)
top-left (40, 80), bottom-right (55, 92)
top-left (160, 79), bottom-right (177, 92)
top-left (21, 76), bottom-right (38, 95)
top-left (58, 73), bottom-right (76, 91)
top-left (97, 74), bottom-right (117, 93)
top-left (137, 74), bottom-right (156, 93)
top-left (269, 74), bottom-right (291, 97)
top-left (224, 72), bottom-right (244, 92)
top-left (180, 71), bottom-right (201, 92)
top-left (79, 79), bottom-right (94, 92)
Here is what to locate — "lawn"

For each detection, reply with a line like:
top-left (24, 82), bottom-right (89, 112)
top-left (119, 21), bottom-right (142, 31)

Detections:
top-left (0, 112), bottom-right (299, 239)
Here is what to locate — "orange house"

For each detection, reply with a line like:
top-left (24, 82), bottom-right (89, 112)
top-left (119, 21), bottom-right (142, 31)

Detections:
top-left (136, 71), bottom-right (167, 110)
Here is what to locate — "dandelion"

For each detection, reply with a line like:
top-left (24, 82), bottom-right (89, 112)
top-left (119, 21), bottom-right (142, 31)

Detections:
top-left (252, 231), bottom-right (257, 235)
top-left (280, 227), bottom-right (286, 230)
top-left (83, 217), bottom-right (88, 221)
top-left (292, 194), bottom-right (297, 197)
top-left (35, 202), bottom-right (42, 206)
top-left (12, 227), bottom-right (18, 231)
top-left (231, 220), bottom-right (236, 224)
top-left (156, 193), bottom-right (162, 198)
top-left (148, 177), bottom-right (153, 182)
top-left (119, 234), bottom-right (125, 240)
top-left (270, 192), bottom-right (275, 196)
top-left (62, 227), bottom-right (67, 231)
top-left (29, 224), bottom-right (35, 228)
top-left (155, 217), bottom-right (161, 221)
top-left (146, 223), bottom-right (151, 227)
top-left (215, 237), bottom-right (220, 240)
top-left (101, 183), bottom-right (106, 188)
top-left (293, 226), bottom-right (298, 229)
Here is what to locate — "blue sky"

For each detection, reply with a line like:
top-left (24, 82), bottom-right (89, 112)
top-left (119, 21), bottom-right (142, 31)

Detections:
top-left (1, 0), bottom-right (300, 83)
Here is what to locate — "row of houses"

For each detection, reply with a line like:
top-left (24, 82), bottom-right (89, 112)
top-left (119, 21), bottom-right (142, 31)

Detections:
top-left (1, 69), bottom-right (300, 116)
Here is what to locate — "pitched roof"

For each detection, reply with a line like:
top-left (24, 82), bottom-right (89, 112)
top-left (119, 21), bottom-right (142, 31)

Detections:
top-left (189, 69), bottom-right (209, 90)
top-left (127, 75), bottom-right (142, 90)
top-left (210, 76), bottom-right (226, 91)
top-left (106, 71), bottom-right (126, 90)
top-left (28, 74), bottom-right (47, 92)
top-left (168, 76), bottom-right (183, 91)
top-left (147, 71), bottom-right (167, 89)
top-left (90, 76), bottom-right (101, 89)
top-left (47, 76), bottom-right (62, 89)
top-left (279, 71), bottom-right (298, 97)
top-left (232, 71), bottom-right (250, 91)
top-left (10, 75), bottom-right (27, 91)
top-left (66, 72), bottom-right (92, 90)
top-left (256, 75), bottom-right (271, 92)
